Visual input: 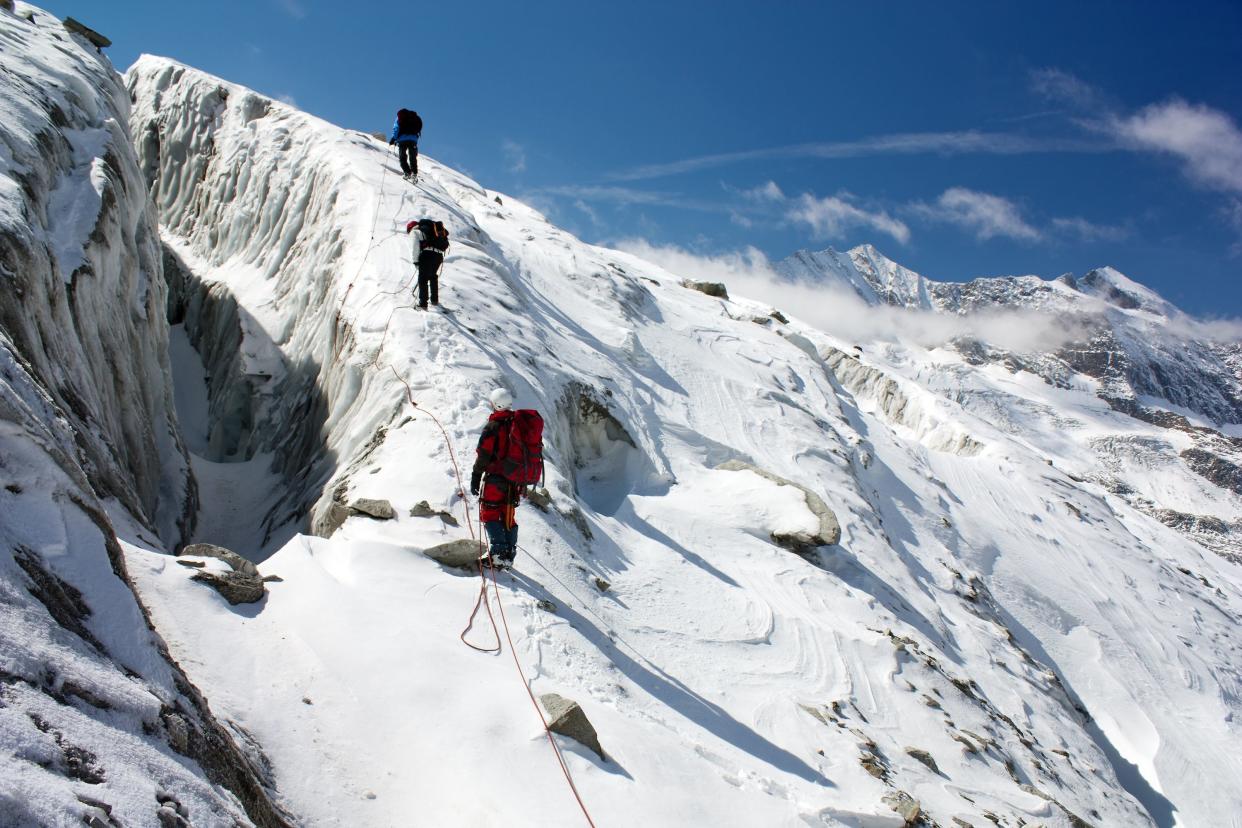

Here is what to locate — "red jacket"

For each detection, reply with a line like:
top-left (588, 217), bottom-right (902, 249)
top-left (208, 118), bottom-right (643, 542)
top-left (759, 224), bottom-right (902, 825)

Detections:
top-left (471, 411), bottom-right (521, 523)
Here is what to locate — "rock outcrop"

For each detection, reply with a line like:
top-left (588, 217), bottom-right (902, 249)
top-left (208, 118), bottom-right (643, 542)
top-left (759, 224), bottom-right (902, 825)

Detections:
top-left (716, 460), bottom-right (840, 551)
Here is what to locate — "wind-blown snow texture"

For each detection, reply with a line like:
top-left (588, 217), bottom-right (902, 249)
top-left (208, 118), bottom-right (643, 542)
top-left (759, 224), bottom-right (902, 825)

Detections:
top-left (117, 53), bottom-right (1242, 828)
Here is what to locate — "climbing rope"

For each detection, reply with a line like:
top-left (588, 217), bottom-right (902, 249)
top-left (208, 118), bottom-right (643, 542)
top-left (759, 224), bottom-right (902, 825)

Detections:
top-left (485, 546), bottom-right (599, 828)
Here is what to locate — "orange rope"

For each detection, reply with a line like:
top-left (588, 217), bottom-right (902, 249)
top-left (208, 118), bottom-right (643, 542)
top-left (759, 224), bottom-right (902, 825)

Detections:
top-left (487, 552), bottom-right (599, 828)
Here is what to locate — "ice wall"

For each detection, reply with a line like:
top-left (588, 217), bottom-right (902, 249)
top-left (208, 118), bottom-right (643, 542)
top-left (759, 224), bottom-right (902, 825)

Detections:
top-left (0, 7), bottom-right (288, 825)
top-left (0, 5), bottom-right (192, 543)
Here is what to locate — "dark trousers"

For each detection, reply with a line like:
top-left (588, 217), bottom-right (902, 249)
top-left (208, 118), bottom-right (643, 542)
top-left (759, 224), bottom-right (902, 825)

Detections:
top-left (417, 253), bottom-right (442, 307)
top-left (484, 520), bottom-right (518, 560)
top-left (398, 141), bottom-right (419, 176)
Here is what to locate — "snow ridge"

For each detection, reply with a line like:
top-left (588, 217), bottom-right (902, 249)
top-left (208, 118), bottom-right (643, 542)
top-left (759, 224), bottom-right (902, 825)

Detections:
top-left (116, 55), bottom-right (1242, 828)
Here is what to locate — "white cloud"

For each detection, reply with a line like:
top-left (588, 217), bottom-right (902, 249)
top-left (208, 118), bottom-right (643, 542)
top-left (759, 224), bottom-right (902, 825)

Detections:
top-left (914, 188), bottom-right (1041, 242)
top-left (613, 240), bottom-right (1087, 352)
top-left (1112, 99), bottom-right (1242, 195)
top-left (277, 93), bottom-right (298, 107)
top-left (1050, 216), bottom-right (1128, 242)
top-left (573, 199), bottom-right (601, 227)
top-left (743, 181), bottom-right (785, 202)
top-left (274, 0), bottom-right (306, 19)
top-left (788, 193), bottom-right (911, 245)
top-left (502, 139), bottom-right (527, 174)
top-left (1030, 68), bottom-right (1100, 108)
top-left (611, 131), bottom-right (1102, 181)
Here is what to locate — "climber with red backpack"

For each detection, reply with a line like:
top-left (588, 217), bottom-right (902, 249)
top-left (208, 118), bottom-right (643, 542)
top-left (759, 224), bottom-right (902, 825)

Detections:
top-left (388, 108), bottom-right (422, 181)
top-left (469, 388), bottom-right (544, 569)
top-left (405, 218), bottom-right (450, 309)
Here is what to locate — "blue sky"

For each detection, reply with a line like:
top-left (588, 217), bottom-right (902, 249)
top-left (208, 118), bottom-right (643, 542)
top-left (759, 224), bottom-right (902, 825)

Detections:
top-left (49, 0), bottom-right (1242, 316)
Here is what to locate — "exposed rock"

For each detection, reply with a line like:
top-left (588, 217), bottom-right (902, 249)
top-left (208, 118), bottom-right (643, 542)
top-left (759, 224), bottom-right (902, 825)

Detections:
top-left (350, 498), bottom-right (395, 520)
top-left (13, 545), bottom-right (103, 652)
top-left (63, 17), bottom-right (112, 49)
top-left (715, 460), bottom-right (841, 551)
top-left (314, 501), bottom-right (351, 537)
top-left (682, 280), bottom-right (729, 299)
top-left (0, 1), bottom-right (13, 13)
top-left (191, 571), bottom-right (266, 605)
top-left (175, 559), bottom-right (205, 569)
top-left (905, 746), bottom-right (940, 774)
top-left (163, 712), bottom-right (190, 754)
top-left (526, 488), bottom-right (553, 511)
top-left (593, 577), bottom-right (611, 592)
top-left (540, 693), bottom-right (605, 760)
top-left (881, 790), bottom-right (921, 825)
top-left (770, 309), bottom-right (789, 323)
top-left (537, 599), bottom-right (558, 613)
top-left (422, 539), bottom-right (484, 569)
top-left (180, 543), bottom-right (259, 577)
top-left (1181, 448), bottom-right (1242, 495)
top-left (409, 500), bottom-right (460, 526)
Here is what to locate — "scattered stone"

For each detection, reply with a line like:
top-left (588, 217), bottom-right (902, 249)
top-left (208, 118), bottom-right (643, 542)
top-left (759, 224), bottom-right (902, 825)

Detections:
top-left (537, 599), bottom-right (558, 613)
top-left (682, 280), bottom-right (729, 299)
top-left (409, 500), bottom-right (460, 526)
top-left (952, 819), bottom-right (974, 828)
top-left (364, 791), bottom-right (377, 800)
top-left (180, 543), bottom-right (259, 577)
top-left (540, 693), bottom-right (605, 760)
top-left (905, 747), bottom-right (940, 774)
top-left (175, 559), bottom-right (205, 569)
top-left (76, 796), bottom-right (113, 817)
top-left (302, 697), bottom-right (313, 705)
top-left (526, 488), bottom-right (553, 511)
top-left (63, 17), bottom-right (112, 49)
top-left (422, 539), bottom-right (484, 569)
top-left (952, 733), bottom-right (980, 754)
top-left (191, 571), bottom-right (265, 605)
top-left (921, 694), bottom-right (941, 709)
top-left (593, 577), bottom-right (611, 592)
top-left (4, 483), bottom-right (21, 494)
top-left (494, 195), bottom-right (503, 205)
top-left (350, 498), bottom-right (395, 520)
top-left (262, 574), bottom-right (284, 583)
top-left (860, 751), bottom-right (887, 779)
top-left (770, 309), bottom-right (789, 324)
top-left (881, 790), bottom-right (921, 825)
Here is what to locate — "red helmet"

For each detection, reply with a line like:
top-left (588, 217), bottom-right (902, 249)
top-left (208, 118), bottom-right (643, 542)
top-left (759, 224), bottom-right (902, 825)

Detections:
top-left (406, 220), bottom-right (417, 234)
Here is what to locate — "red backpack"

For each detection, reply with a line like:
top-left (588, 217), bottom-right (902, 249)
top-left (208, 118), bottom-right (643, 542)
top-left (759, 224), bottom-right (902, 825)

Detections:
top-left (488, 410), bottom-right (544, 486)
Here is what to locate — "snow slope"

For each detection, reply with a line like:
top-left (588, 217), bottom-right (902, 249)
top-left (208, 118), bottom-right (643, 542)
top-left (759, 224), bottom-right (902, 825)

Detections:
top-left (116, 53), bottom-right (1242, 828)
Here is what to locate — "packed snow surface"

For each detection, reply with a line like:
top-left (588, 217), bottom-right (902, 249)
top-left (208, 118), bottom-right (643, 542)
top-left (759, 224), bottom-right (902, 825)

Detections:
top-left (111, 54), bottom-right (1242, 828)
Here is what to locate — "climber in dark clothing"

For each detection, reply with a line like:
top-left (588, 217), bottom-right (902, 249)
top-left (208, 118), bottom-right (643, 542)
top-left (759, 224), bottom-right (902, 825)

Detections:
top-left (470, 388), bottom-right (520, 567)
top-left (405, 218), bottom-right (449, 309)
top-left (388, 108), bottom-right (422, 180)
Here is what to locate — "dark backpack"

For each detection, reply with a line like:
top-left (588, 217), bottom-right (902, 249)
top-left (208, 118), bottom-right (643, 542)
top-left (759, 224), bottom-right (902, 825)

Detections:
top-left (418, 219), bottom-right (450, 253)
top-left (396, 109), bottom-right (422, 136)
top-left (488, 410), bottom-right (544, 486)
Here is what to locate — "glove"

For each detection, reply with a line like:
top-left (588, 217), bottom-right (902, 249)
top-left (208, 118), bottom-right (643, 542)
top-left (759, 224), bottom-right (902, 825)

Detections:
top-left (469, 472), bottom-right (481, 496)
top-left (388, 139), bottom-right (395, 146)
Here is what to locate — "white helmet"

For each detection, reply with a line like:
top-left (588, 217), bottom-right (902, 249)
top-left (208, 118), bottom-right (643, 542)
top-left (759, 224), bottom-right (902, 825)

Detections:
top-left (489, 387), bottom-right (514, 410)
